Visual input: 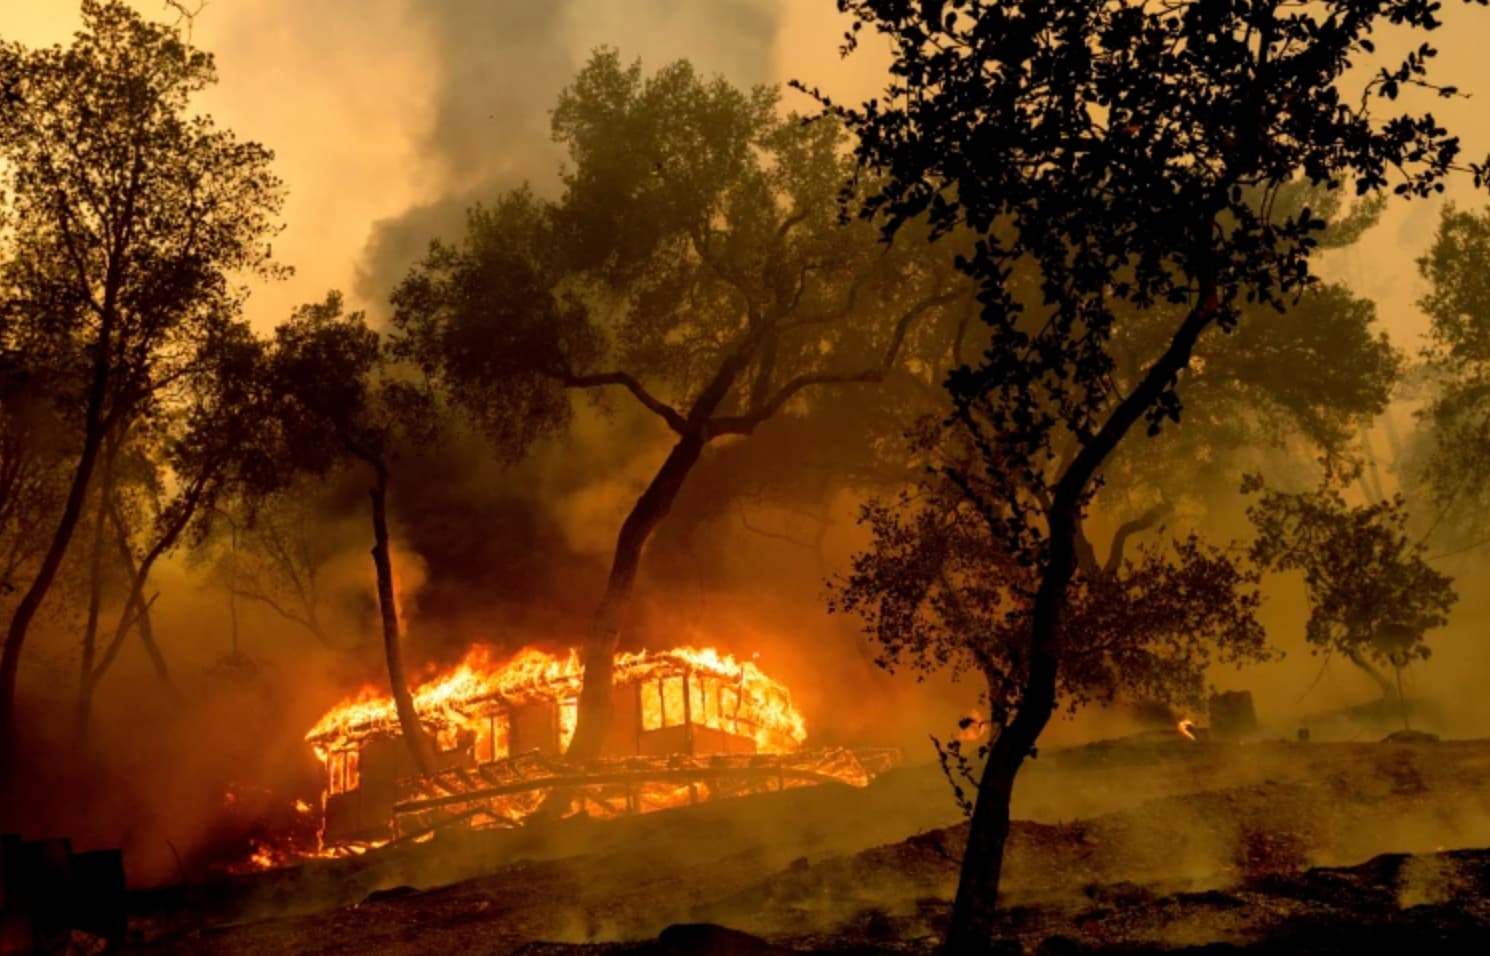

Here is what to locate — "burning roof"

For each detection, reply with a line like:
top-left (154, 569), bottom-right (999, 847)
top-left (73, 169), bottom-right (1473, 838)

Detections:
top-left (305, 645), bottom-right (809, 758)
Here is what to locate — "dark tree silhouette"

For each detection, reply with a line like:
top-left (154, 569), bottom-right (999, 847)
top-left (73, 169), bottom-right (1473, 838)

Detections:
top-left (1099, 185), bottom-right (1400, 514)
top-left (1246, 472), bottom-right (1454, 723)
top-left (197, 481), bottom-right (350, 649)
top-left (393, 50), bottom-right (969, 761)
top-left (0, 0), bottom-right (284, 789)
top-left (75, 318), bottom-right (275, 734)
top-left (268, 293), bottom-right (438, 777)
top-left (811, 1), bottom-right (1489, 948)
top-left (833, 479), bottom-right (1270, 775)
top-left (1414, 204), bottom-right (1490, 544)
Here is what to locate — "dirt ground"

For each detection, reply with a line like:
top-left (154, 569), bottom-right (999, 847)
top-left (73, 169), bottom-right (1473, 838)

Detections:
top-left (123, 733), bottom-right (1490, 954)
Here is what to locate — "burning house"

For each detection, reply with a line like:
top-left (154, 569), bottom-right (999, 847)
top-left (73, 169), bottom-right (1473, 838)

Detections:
top-left (305, 647), bottom-right (897, 849)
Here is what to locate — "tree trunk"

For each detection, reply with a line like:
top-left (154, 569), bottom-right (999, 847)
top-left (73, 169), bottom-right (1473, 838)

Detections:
top-left (0, 281), bottom-right (116, 806)
top-left (76, 441), bottom-right (126, 738)
top-left (0, 419), bottom-right (108, 799)
top-left (133, 590), bottom-right (175, 694)
top-left (944, 582), bottom-right (1063, 953)
top-left (945, 283), bottom-right (1220, 952)
top-left (1393, 660), bottom-right (1410, 731)
top-left (947, 503), bottom-right (1168, 946)
top-left (1345, 647), bottom-right (1398, 704)
top-left (566, 434), bottom-right (706, 761)
top-left (369, 465), bottom-right (436, 777)
top-left (89, 488), bottom-right (187, 699)
top-left (74, 492), bottom-right (110, 739)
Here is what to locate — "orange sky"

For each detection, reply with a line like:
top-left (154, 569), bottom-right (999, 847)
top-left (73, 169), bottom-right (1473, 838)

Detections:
top-left (2, 1), bottom-right (1486, 348)
top-left (7, 0), bottom-right (1490, 734)
top-left (0, 1), bottom-right (880, 331)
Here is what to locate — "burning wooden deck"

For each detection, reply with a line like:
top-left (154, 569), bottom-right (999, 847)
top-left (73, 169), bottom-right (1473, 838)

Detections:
top-left (390, 747), bottom-right (903, 841)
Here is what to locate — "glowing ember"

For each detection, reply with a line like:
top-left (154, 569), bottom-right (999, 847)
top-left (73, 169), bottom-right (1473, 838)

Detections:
top-left (958, 709), bottom-right (990, 742)
top-left (1177, 717), bottom-right (1198, 741)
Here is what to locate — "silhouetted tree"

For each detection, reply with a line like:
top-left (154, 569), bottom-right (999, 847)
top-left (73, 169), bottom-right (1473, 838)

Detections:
top-left (0, 371), bottom-right (76, 606)
top-left (0, 0), bottom-right (284, 784)
top-left (1413, 204), bottom-right (1490, 545)
top-left (814, 1), bottom-right (1487, 948)
top-left (74, 318), bottom-right (275, 734)
top-left (269, 293), bottom-right (438, 776)
top-left (198, 480), bottom-right (349, 649)
top-left (393, 50), bottom-right (970, 760)
top-left (1101, 187), bottom-right (1400, 514)
top-left (1246, 472), bottom-right (1454, 724)
top-left (833, 476), bottom-right (1269, 780)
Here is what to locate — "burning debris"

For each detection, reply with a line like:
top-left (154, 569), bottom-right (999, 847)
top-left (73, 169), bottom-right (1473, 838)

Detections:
top-left (295, 647), bottom-right (896, 856)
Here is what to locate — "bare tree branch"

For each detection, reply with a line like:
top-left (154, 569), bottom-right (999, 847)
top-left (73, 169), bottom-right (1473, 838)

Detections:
top-left (556, 369), bottom-right (687, 434)
top-left (90, 592), bottom-right (159, 685)
top-left (707, 287), bottom-right (968, 437)
top-left (228, 585), bottom-right (330, 646)
top-left (1104, 502), bottom-right (1173, 575)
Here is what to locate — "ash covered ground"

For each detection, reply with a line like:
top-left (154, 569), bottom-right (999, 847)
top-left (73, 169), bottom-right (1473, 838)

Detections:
top-left (124, 729), bottom-right (1490, 954)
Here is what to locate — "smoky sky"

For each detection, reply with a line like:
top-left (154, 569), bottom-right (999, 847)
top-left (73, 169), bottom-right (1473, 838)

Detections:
top-left (343, 0), bottom-right (780, 649)
top-left (354, 0), bottom-right (781, 308)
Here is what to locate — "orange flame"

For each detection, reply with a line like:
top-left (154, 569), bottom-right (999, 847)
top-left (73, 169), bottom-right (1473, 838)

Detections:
top-left (226, 647), bottom-right (886, 873)
top-left (1177, 717), bottom-right (1198, 741)
top-left (305, 645), bottom-right (809, 763)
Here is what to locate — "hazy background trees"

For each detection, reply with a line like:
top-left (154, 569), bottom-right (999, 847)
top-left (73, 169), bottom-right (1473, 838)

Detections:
top-left (0, 0), bottom-right (285, 794)
top-left (392, 49), bottom-right (972, 758)
top-left (1246, 472), bottom-right (1455, 724)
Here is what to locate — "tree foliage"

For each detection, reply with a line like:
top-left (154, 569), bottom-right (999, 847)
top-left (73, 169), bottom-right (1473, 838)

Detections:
top-left (393, 49), bottom-right (970, 759)
top-left (0, 0), bottom-right (285, 782)
top-left (1246, 471), bottom-right (1454, 719)
top-left (1414, 204), bottom-right (1490, 542)
top-left (393, 50), bottom-right (967, 458)
top-left (815, 1), bottom-right (1488, 948)
top-left (834, 489), bottom-right (1268, 724)
top-left (1247, 474), bottom-right (1453, 673)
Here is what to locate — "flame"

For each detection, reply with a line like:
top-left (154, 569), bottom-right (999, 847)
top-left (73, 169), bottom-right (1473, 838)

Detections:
top-left (223, 647), bottom-right (891, 871)
top-left (1177, 717), bottom-right (1198, 741)
top-left (287, 645), bottom-right (818, 863)
top-left (958, 709), bottom-right (990, 742)
top-left (306, 645), bottom-right (809, 761)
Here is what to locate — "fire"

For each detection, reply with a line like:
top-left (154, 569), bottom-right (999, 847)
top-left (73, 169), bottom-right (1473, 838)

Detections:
top-left (1177, 717), bottom-right (1198, 741)
top-left (230, 646), bottom-right (896, 871)
top-left (305, 645), bottom-right (809, 761)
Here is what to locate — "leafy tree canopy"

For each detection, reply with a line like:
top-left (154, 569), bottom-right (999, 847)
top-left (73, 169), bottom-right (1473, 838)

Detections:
top-left (391, 48), bottom-right (969, 458)
top-left (814, 1), bottom-right (1488, 947)
top-left (1415, 203), bottom-right (1490, 542)
top-left (1246, 471), bottom-right (1454, 675)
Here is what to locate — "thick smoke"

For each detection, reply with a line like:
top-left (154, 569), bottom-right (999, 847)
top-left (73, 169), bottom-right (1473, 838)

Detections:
top-left (354, 0), bottom-right (780, 308)
top-left (15, 1), bottom-right (1490, 896)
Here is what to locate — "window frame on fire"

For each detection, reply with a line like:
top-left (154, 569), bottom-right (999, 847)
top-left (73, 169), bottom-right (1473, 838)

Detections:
top-left (640, 674), bottom-right (693, 731)
top-left (638, 672), bottom-right (751, 736)
top-left (473, 711), bottom-right (511, 764)
top-left (327, 747), bottom-right (361, 795)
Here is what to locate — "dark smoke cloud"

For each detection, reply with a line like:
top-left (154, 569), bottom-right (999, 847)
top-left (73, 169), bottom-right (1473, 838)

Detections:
top-left (345, 0), bottom-right (787, 662)
top-left (355, 0), bottom-right (781, 307)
